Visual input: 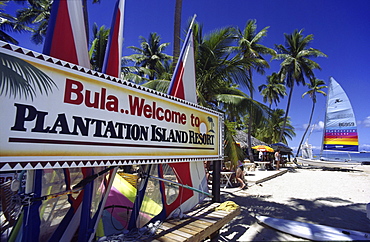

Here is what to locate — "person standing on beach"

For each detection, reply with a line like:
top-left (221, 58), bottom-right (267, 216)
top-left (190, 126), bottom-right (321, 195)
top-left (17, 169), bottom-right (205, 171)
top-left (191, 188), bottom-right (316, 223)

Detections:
top-left (259, 151), bottom-right (263, 161)
top-left (204, 161), bottom-right (211, 182)
top-left (235, 161), bottom-right (246, 189)
top-left (274, 150), bottom-right (281, 170)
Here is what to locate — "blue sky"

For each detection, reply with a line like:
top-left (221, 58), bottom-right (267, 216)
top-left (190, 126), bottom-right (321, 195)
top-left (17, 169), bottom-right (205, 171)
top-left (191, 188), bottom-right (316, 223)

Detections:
top-left (4, 0), bottom-right (370, 152)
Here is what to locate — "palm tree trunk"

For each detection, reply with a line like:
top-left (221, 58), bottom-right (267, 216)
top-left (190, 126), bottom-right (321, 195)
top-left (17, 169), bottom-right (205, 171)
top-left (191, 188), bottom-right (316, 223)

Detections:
top-left (247, 116), bottom-right (254, 162)
top-left (295, 98), bottom-right (316, 157)
top-left (82, 0), bottom-right (89, 42)
top-left (173, 0), bottom-right (182, 66)
top-left (247, 69), bottom-right (254, 162)
top-left (279, 84), bottom-right (294, 142)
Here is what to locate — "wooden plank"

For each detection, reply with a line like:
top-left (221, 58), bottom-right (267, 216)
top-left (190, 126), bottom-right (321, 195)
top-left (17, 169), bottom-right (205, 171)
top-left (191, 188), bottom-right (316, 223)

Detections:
top-left (153, 237), bottom-right (181, 242)
top-left (154, 231), bottom-right (188, 242)
top-left (166, 221), bottom-right (204, 235)
top-left (160, 224), bottom-right (194, 239)
top-left (213, 210), bottom-right (233, 216)
top-left (150, 202), bottom-right (240, 242)
top-left (154, 227), bottom-right (188, 241)
top-left (186, 203), bottom-right (218, 216)
top-left (205, 212), bottom-right (225, 218)
top-left (190, 217), bottom-right (218, 224)
top-left (189, 204), bottom-right (240, 240)
top-left (169, 222), bottom-right (207, 242)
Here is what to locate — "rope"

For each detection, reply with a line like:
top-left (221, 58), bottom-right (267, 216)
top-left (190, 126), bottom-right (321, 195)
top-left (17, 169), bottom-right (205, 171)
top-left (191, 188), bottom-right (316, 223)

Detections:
top-left (97, 220), bottom-right (163, 241)
top-left (149, 175), bottom-right (213, 197)
top-left (20, 166), bottom-right (115, 205)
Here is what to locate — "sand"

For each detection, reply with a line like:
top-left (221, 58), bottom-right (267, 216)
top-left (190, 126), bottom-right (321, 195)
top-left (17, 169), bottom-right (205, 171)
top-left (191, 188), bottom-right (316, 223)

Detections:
top-left (217, 166), bottom-right (370, 241)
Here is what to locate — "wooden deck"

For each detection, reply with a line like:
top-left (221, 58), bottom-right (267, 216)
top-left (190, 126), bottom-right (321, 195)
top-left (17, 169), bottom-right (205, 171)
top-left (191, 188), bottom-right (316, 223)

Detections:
top-left (149, 202), bottom-right (240, 242)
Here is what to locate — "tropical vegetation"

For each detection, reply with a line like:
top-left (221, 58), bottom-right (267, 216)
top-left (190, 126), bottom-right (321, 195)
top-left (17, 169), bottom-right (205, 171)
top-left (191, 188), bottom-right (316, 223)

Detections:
top-left (0, 1), bottom-right (328, 164)
top-left (273, 29), bottom-right (327, 142)
top-left (89, 23), bottom-right (110, 72)
top-left (11, 0), bottom-right (53, 45)
top-left (124, 32), bottom-right (172, 81)
top-left (0, 1), bottom-right (29, 44)
top-left (258, 72), bottom-right (286, 110)
top-left (233, 19), bottom-right (276, 162)
top-left (0, 52), bottom-right (56, 100)
top-left (295, 78), bottom-right (327, 157)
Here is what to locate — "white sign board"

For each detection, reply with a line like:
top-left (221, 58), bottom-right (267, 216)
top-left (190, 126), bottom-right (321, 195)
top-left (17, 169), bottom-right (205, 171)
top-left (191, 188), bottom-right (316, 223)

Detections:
top-left (0, 42), bottom-right (223, 171)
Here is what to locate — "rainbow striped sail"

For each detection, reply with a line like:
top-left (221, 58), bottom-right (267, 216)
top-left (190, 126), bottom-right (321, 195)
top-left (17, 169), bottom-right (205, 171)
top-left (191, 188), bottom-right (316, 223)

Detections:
top-left (322, 77), bottom-right (359, 152)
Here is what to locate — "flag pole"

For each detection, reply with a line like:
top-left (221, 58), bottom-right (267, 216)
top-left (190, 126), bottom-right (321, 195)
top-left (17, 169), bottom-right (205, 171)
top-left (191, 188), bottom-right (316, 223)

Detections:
top-left (189, 14), bottom-right (197, 30)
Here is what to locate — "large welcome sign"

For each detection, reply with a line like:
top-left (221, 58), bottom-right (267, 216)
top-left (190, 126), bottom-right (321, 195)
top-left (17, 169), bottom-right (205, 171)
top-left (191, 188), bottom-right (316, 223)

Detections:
top-left (0, 42), bottom-right (223, 171)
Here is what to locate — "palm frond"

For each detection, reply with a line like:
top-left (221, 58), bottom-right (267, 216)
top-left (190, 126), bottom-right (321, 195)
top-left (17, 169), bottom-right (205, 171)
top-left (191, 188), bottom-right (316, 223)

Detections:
top-left (0, 52), bottom-right (57, 100)
top-left (141, 79), bottom-right (170, 93)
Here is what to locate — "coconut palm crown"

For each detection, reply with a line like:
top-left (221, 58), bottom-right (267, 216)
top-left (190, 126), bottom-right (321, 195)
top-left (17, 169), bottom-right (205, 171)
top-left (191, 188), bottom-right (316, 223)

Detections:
top-left (273, 29), bottom-right (327, 142)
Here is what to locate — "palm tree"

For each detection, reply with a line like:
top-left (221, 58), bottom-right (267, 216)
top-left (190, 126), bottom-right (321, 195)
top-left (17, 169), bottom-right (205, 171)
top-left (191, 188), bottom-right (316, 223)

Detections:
top-left (234, 20), bottom-right (276, 162)
top-left (0, 52), bottom-right (56, 100)
top-left (12, 0), bottom-right (101, 45)
top-left (192, 23), bottom-right (269, 164)
top-left (193, 24), bottom-right (250, 108)
top-left (258, 72), bottom-right (286, 110)
top-left (295, 78), bottom-right (327, 157)
top-left (124, 33), bottom-right (172, 80)
top-left (15, 0), bottom-right (52, 45)
top-left (273, 29), bottom-right (327, 142)
top-left (254, 108), bottom-right (295, 144)
top-left (142, 23), bottom-right (248, 100)
top-left (0, 2), bottom-right (29, 44)
top-left (224, 120), bottom-right (245, 165)
top-left (82, 0), bottom-right (102, 42)
top-left (89, 23), bottom-right (110, 72)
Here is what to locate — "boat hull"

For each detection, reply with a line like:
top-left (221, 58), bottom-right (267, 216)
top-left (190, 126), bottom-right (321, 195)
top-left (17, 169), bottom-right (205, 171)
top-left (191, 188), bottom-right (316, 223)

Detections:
top-left (297, 157), bottom-right (362, 168)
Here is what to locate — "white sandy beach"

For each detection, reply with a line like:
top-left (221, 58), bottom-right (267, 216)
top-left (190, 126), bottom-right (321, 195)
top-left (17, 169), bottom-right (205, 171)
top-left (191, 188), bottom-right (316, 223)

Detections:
top-left (217, 166), bottom-right (370, 241)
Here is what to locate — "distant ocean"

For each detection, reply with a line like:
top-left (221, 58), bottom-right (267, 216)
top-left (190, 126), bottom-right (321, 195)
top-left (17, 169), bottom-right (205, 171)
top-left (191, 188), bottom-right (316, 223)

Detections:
top-left (312, 152), bottom-right (370, 163)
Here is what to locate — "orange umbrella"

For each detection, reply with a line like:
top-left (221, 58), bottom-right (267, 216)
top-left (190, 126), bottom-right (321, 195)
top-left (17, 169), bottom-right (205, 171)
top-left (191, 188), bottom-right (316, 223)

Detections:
top-left (252, 145), bottom-right (274, 152)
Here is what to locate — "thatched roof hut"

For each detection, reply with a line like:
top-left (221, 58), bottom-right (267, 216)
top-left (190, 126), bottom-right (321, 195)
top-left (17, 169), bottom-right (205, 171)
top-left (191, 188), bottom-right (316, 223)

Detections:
top-left (233, 130), bottom-right (267, 148)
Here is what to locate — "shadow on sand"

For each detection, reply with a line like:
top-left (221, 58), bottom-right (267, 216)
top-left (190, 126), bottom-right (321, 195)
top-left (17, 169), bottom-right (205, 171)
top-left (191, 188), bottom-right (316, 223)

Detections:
top-left (217, 191), bottom-right (370, 241)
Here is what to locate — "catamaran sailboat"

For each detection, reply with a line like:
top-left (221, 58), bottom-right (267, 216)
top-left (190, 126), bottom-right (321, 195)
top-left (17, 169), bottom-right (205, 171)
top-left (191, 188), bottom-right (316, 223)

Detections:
top-left (298, 77), bottom-right (363, 168)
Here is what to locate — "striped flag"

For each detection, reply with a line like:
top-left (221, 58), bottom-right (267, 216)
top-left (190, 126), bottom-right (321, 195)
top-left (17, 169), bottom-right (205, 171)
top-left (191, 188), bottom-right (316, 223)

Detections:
top-left (164, 17), bottom-right (209, 219)
top-left (43, 0), bottom-right (90, 68)
top-left (167, 26), bottom-right (197, 103)
top-left (40, 1), bottom-right (106, 241)
top-left (102, 0), bottom-right (125, 78)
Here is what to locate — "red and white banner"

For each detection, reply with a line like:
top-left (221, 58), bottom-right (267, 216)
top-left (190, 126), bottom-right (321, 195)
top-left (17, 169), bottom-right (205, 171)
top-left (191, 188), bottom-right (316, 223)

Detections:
top-left (167, 28), bottom-right (197, 103)
top-left (164, 18), bottom-right (209, 219)
top-left (102, 0), bottom-right (125, 78)
top-left (43, 0), bottom-right (90, 68)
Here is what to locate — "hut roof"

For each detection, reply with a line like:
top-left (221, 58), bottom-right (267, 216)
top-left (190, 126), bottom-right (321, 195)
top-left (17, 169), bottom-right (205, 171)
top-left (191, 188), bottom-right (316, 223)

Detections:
top-left (233, 130), bottom-right (268, 148)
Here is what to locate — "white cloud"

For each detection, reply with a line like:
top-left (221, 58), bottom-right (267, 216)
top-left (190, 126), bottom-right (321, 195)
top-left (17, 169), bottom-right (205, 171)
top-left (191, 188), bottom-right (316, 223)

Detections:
top-left (302, 121), bottom-right (324, 131)
top-left (360, 144), bottom-right (370, 151)
top-left (310, 121), bottom-right (324, 131)
top-left (362, 116), bottom-right (370, 127)
top-left (310, 145), bottom-right (322, 150)
top-left (317, 121), bottom-right (325, 130)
